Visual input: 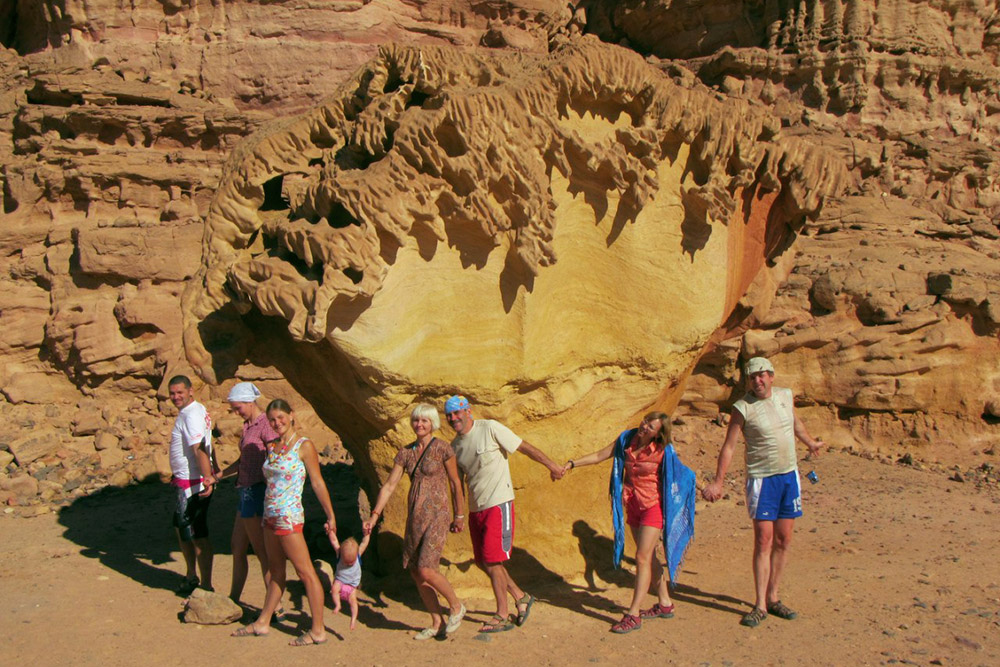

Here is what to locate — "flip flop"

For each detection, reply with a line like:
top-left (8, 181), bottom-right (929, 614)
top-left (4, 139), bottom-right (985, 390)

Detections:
top-left (478, 614), bottom-right (514, 633)
top-left (515, 593), bottom-right (535, 627)
top-left (289, 632), bottom-right (328, 647)
top-left (231, 624), bottom-right (266, 638)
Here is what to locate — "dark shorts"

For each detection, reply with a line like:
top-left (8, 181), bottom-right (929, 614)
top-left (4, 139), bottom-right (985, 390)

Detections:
top-left (173, 487), bottom-right (212, 541)
top-left (469, 501), bottom-right (514, 564)
top-left (237, 482), bottom-right (266, 518)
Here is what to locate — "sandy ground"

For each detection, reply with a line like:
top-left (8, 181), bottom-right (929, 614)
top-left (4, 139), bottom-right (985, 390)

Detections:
top-left (2, 450), bottom-right (998, 667)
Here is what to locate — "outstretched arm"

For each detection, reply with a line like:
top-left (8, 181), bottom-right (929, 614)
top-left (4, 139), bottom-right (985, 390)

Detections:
top-left (560, 441), bottom-right (615, 476)
top-left (794, 413), bottom-right (825, 458)
top-left (701, 410), bottom-right (744, 502)
top-left (300, 439), bottom-right (340, 550)
top-left (364, 463), bottom-right (405, 534)
top-left (357, 532), bottom-right (371, 556)
top-left (517, 440), bottom-right (565, 481)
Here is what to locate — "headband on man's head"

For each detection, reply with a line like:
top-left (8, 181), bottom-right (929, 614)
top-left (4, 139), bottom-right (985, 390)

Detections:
top-left (444, 395), bottom-right (470, 414)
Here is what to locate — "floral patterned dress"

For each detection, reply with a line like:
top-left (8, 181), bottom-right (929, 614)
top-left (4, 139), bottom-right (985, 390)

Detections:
top-left (394, 437), bottom-right (454, 569)
top-left (262, 436), bottom-right (306, 532)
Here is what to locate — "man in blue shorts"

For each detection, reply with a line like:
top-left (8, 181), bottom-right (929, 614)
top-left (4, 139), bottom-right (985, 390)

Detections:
top-left (444, 395), bottom-right (564, 633)
top-left (702, 357), bottom-right (824, 627)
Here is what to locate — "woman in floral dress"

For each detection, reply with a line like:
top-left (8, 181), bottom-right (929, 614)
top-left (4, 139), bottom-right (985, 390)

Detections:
top-left (365, 403), bottom-right (467, 639)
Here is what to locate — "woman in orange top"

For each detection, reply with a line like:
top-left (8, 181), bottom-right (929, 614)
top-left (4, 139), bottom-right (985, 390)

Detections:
top-left (562, 412), bottom-right (693, 634)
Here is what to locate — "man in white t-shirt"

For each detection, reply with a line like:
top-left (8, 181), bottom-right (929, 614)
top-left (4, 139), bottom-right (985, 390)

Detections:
top-left (444, 395), bottom-right (564, 633)
top-left (167, 375), bottom-right (217, 596)
top-left (702, 357), bottom-right (825, 628)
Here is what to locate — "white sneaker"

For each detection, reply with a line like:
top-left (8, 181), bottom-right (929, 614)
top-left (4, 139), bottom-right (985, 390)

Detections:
top-left (445, 603), bottom-right (467, 634)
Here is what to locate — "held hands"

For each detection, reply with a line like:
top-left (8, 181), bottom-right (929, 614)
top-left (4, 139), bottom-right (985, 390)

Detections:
top-left (701, 480), bottom-right (723, 502)
top-left (549, 463), bottom-right (565, 482)
top-left (449, 516), bottom-right (465, 533)
top-left (325, 519), bottom-right (340, 551)
top-left (362, 520), bottom-right (374, 536)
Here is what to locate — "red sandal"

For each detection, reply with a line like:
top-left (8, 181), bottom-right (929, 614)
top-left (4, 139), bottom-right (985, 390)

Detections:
top-left (610, 613), bottom-right (642, 634)
top-left (640, 602), bottom-right (675, 619)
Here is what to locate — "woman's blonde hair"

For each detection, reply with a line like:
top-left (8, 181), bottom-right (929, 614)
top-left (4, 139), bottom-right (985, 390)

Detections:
top-left (411, 403), bottom-right (441, 431)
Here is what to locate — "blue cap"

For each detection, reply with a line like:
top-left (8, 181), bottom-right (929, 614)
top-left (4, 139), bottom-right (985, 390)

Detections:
top-left (444, 395), bottom-right (470, 414)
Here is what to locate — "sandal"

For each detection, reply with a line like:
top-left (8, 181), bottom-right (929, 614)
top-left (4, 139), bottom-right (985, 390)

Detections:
top-left (740, 607), bottom-right (768, 627)
top-left (767, 600), bottom-right (798, 620)
top-left (231, 624), bottom-right (266, 638)
top-left (610, 613), bottom-right (641, 634)
top-left (515, 593), bottom-right (535, 627)
top-left (289, 631), bottom-right (328, 647)
top-left (639, 602), bottom-right (675, 619)
top-left (478, 614), bottom-right (515, 633)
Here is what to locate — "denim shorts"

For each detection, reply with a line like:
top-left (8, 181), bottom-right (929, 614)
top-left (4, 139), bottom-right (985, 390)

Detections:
top-left (237, 482), bottom-right (266, 518)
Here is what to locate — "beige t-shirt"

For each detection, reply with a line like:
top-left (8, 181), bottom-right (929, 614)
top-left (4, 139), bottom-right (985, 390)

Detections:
top-left (451, 419), bottom-right (522, 512)
top-left (733, 387), bottom-right (797, 478)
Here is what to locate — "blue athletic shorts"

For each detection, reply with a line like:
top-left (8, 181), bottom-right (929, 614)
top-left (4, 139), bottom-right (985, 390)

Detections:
top-left (237, 482), bottom-right (266, 518)
top-left (745, 470), bottom-right (802, 521)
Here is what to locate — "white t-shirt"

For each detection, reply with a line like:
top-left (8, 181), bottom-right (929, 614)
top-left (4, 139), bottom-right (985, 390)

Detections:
top-left (169, 400), bottom-right (213, 493)
top-left (732, 387), bottom-right (797, 478)
top-left (451, 419), bottom-right (522, 513)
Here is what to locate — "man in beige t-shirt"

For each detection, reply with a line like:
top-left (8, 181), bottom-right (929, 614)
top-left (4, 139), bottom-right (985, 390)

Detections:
top-left (444, 395), bottom-right (564, 633)
top-left (702, 358), bottom-right (825, 628)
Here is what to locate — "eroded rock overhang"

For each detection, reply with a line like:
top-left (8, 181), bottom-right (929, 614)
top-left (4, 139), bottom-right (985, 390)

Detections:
top-left (182, 38), bottom-right (846, 467)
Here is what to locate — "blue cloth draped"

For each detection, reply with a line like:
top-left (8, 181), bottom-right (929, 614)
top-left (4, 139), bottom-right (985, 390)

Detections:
top-left (610, 429), bottom-right (696, 586)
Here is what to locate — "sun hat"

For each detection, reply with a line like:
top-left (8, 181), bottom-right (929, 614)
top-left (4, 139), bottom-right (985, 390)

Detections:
top-left (744, 357), bottom-right (775, 375)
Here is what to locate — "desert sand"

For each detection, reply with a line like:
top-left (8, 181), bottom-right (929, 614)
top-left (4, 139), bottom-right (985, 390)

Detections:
top-left (3, 447), bottom-right (997, 667)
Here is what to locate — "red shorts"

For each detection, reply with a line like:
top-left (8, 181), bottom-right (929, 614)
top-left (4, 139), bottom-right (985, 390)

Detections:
top-left (469, 501), bottom-right (514, 564)
top-left (263, 516), bottom-right (304, 536)
top-left (626, 495), bottom-right (663, 529)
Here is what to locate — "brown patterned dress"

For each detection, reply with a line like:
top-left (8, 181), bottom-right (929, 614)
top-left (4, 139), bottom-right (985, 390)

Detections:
top-left (394, 437), bottom-right (454, 569)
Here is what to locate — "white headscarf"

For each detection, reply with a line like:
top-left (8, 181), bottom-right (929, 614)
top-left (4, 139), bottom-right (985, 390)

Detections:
top-left (227, 382), bottom-right (262, 403)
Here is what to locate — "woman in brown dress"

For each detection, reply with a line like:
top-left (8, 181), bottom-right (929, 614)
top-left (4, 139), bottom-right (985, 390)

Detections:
top-left (364, 403), bottom-right (467, 639)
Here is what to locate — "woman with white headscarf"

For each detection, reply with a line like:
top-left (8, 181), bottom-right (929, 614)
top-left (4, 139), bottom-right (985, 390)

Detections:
top-left (218, 382), bottom-right (283, 615)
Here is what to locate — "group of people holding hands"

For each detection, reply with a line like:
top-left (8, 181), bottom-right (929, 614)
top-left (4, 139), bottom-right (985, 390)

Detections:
top-left (166, 356), bottom-right (825, 646)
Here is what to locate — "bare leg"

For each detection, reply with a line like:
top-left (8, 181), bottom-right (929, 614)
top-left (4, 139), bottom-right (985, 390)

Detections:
top-left (230, 516), bottom-right (250, 601)
top-left (766, 518), bottom-right (794, 606)
top-left (480, 562), bottom-right (523, 619)
top-left (176, 530), bottom-right (197, 580)
top-left (416, 566), bottom-right (462, 616)
top-left (235, 526), bottom-right (284, 636)
top-left (410, 567), bottom-right (445, 630)
top-left (627, 524), bottom-right (668, 616)
top-left (193, 537), bottom-right (213, 590)
top-left (281, 532), bottom-right (327, 642)
top-left (752, 519), bottom-right (774, 612)
top-left (348, 590), bottom-right (359, 630)
top-left (332, 580), bottom-right (343, 614)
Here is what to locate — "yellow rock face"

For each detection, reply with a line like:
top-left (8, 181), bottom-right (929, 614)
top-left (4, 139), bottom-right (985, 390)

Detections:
top-left (182, 39), bottom-right (844, 575)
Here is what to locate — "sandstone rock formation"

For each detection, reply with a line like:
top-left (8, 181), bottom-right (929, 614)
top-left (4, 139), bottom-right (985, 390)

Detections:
top-left (179, 38), bottom-right (843, 564)
top-left (0, 0), bottom-right (996, 579)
